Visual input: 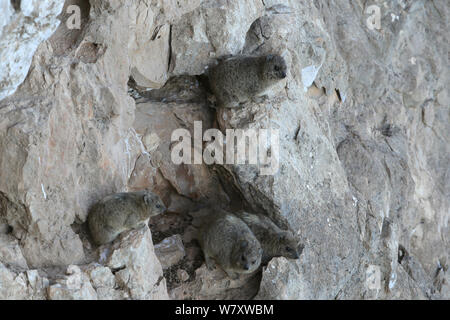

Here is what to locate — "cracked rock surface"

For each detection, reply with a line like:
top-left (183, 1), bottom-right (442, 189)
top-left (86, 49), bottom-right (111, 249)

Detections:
top-left (0, 0), bottom-right (448, 299)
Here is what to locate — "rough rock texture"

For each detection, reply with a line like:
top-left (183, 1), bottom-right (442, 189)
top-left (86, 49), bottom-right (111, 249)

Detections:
top-left (154, 234), bottom-right (186, 270)
top-left (0, 226), bottom-right (167, 300)
top-left (103, 226), bottom-right (168, 300)
top-left (0, 0), bottom-right (448, 299)
top-left (0, 0), bottom-right (65, 100)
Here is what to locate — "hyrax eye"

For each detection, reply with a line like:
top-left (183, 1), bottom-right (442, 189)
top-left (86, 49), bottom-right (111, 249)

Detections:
top-left (285, 246), bottom-right (292, 252)
top-left (241, 255), bottom-right (246, 261)
top-left (274, 65), bottom-right (280, 71)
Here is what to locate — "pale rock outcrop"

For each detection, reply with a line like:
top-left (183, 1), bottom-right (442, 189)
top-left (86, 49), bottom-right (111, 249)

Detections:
top-left (170, 0), bottom-right (265, 75)
top-left (169, 264), bottom-right (261, 300)
top-left (105, 226), bottom-right (169, 300)
top-left (131, 99), bottom-right (229, 206)
top-left (154, 234), bottom-right (186, 270)
top-left (214, 0), bottom-right (449, 299)
top-left (256, 257), bottom-right (311, 300)
top-left (129, 0), bottom-right (202, 88)
top-left (0, 233), bottom-right (28, 270)
top-left (0, 263), bottom-right (49, 300)
top-left (0, 0), bottom-right (448, 300)
top-left (47, 265), bottom-right (98, 300)
top-left (0, 0), bottom-right (65, 100)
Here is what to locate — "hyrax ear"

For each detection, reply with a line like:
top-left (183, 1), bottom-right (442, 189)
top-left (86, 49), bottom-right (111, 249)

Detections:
top-left (297, 243), bottom-right (305, 255)
top-left (143, 193), bottom-right (152, 206)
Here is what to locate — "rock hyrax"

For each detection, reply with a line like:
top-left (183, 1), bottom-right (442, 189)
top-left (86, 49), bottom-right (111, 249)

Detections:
top-left (198, 210), bottom-right (262, 279)
top-left (207, 54), bottom-right (287, 108)
top-left (234, 211), bottom-right (302, 264)
top-left (88, 190), bottom-right (166, 245)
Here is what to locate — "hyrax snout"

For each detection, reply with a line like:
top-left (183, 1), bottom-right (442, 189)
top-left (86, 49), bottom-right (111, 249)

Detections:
top-left (88, 190), bottom-right (166, 245)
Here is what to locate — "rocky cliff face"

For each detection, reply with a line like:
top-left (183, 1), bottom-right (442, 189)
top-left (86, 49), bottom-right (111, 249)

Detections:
top-left (0, 0), bottom-right (448, 299)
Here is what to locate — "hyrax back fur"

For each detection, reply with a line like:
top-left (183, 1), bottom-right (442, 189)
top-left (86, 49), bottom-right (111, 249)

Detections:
top-left (199, 210), bottom-right (262, 279)
top-left (234, 211), bottom-right (301, 264)
top-left (88, 190), bottom-right (166, 245)
top-left (208, 54), bottom-right (287, 108)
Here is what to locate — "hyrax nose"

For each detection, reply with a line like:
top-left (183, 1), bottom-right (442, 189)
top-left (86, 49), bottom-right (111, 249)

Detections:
top-left (281, 71), bottom-right (287, 78)
top-left (244, 264), bottom-right (250, 270)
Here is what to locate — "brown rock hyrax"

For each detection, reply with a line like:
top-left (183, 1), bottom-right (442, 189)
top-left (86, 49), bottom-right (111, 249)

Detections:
top-left (207, 54), bottom-right (287, 108)
top-left (198, 210), bottom-right (262, 279)
top-left (234, 211), bottom-right (302, 264)
top-left (88, 190), bottom-right (166, 245)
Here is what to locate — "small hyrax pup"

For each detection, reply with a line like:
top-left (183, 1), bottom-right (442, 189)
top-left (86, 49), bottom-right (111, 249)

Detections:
top-left (207, 54), bottom-right (287, 108)
top-left (234, 211), bottom-right (301, 264)
top-left (88, 190), bottom-right (166, 245)
top-left (199, 210), bottom-right (262, 279)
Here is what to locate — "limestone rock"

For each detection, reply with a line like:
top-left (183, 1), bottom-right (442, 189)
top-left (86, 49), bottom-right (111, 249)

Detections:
top-left (106, 226), bottom-right (169, 300)
top-left (154, 234), bottom-right (186, 270)
top-left (0, 0), bottom-right (448, 301)
top-left (0, 234), bottom-right (28, 270)
top-left (129, 14), bottom-right (170, 88)
top-left (209, 0), bottom-right (448, 300)
top-left (170, 264), bottom-right (261, 300)
top-left (48, 265), bottom-right (97, 300)
top-left (177, 269), bottom-right (190, 282)
top-left (0, 0), bottom-right (65, 100)
top-left (170, 0), bottom-right (265, 75)
top-left (0, 264), bottom-right (48, 300)
top-left (131, 101), bottom-right (229, 206)
top-left (256, 257), bottom-right (309, 300)
top-left (0, 263), bottom-right (29, 299)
